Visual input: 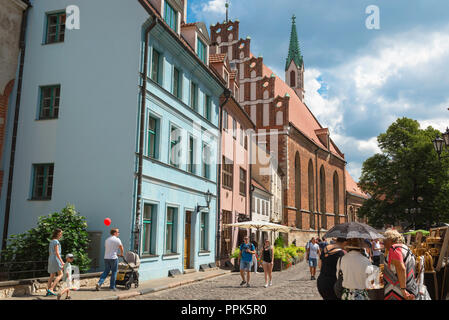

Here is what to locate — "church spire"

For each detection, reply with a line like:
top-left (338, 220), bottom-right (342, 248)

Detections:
top-left (285, 14), bottom-right (303, 71)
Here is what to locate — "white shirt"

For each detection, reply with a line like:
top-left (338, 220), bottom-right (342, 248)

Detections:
top-left (337, 250), bottom-right (373, 290)
top-left (104, 236), bottom-right (122, 259)
top-left (373, 241), bottom-right (381, 257)
top-left (308, 243), bottom-right (320, 259)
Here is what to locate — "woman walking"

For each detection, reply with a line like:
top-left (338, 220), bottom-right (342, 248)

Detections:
top-left (337, 238), bottom-right (373, 300)
top-left (383, 229), bottom-right (418, 300)
top-left (47, 228), bottom-right (65, 296)
top-left (317, 238), bottom-right (346, 300)
top-left (261, 240), bottom-right (274, 288)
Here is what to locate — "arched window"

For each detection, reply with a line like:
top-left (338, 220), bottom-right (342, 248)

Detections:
top-left (308, 160), bottom-right (315, 229)
top-left (295, 153), bottom-right (301, 229)
top-left (320, 166), bottom-right (326, 229)
top-left (333, 172), bottom-right (340, 224)
top-left (290, 70), bottom-right (296, 87)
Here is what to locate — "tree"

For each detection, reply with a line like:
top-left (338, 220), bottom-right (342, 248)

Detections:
top-left (358, 118), bottom-right (449, 229)
top-left (1, 204), bottom-right (91, 279)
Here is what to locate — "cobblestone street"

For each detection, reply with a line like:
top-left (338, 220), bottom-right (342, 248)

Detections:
top-left (132, 261), bottom-right (322, 300)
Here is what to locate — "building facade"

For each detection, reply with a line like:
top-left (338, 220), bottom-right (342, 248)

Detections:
top-left (0, 0), bottom-right (29, 197)
top-left (210, 16), bottom-right (347, 246)
top-left (346, 170), bottom-right (369, 223)
top-left (0, 0), bottom-right (225, 280)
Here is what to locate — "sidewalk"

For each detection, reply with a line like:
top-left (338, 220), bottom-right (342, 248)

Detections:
top-left (4, 268), bottom-right (232, 300)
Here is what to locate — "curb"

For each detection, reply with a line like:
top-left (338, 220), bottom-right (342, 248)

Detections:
top-left (93, 270), bottom-right (231, 300)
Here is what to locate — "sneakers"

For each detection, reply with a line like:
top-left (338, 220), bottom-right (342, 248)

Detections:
top-left (246, 283), bottom-right (250, 288)
top-left (240, 281), bottom-right (247, 286)
top-left (269, 280), bottom-right (272, 286)
top-left (311, 276), bottom-right (316, 280)
top-left (95, 283), bottom-right (101, 291)
top-left (264, 283), bottom-right (268, 288)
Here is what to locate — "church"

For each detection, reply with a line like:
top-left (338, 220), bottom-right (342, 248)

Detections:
top-left (210, 15), bottom-right (353, 245)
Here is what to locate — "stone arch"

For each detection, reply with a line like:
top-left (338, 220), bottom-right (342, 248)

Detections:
top-left (319, 166), bottom-right (326, 229)
top-left (295, 152), bottom-right (301, 229)
top-left (333, 171), bottom-right (340, 225)
top-left (308, 159), bottom-right (315, 229)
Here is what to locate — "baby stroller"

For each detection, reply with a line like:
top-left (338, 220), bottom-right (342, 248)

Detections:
top-left (116, 251), bottom-right (140, 290)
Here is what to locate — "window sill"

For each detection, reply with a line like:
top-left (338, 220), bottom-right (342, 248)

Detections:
top-left (42, 41), bottom-right (64, 46)
top-left (35, 118), bottom-right (58, 121)
top-left (198, 251), bottom-right (210, 256)
top-left (223, 186), bottom-right (233, 191)
top-left (141, 254), bottom-right (159, 261)
top-left (162, 253), bottom-right (180, 260)
top-left (28, 198), bottom-right (51, 201)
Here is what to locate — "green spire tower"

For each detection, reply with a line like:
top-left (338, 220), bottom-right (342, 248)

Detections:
top-left (285, 14), bottom-right (303, 71)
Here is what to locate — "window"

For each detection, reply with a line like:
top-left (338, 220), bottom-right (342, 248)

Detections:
top-left (224, 71), bottom-right (229, 87)
top-left (170, 125), bottom-right (181, 168)
top-left (222, 156), bottom-right (233, 189)
top-left (205, 95), bottom-right (212, 121)
top-left (239, 168), bottom-right (246, 196)
top-left (190, 82), bottom-right (198, 110)
top-left (308, 160), bottom-right (315, 229)
top-left (164, 1), bottom-right (178, 32)
top-left (147, 115), bottom-right (159, 158)
top-left (200, 212), bottom-right (208, 251)
top-left (232, 118), bottom-right (237, 139)
top-left (31, 164), bottom-right (54, 200)
top-left (197, 38), bottom-right (207, 64)
top-left (333, 172), bottom-right (340, 225)
top-left (244, 134), bottom-right (248, 150)
top-left (143, 203), bottom-right (156, 255)
top-left (151, 49), bottom-right (161, 84)
top-left (202, 144), bottom-right (211, 179)
top-left (46, 12), bottom-right (66, 44)
top-left (187, 136), bottom-right (195, 174)
top-left (320, 166), bottom-right (327, 229)
top-left (173, 67), bottom-right (182, 99)
top-left (239, 125), bottom-right (244, 146)
top-left (39, 85), bottom-right (60, 119)
top-left (165, 207), bottom-right (177, 254)
top-left (223, 109), bottom-right (228, 131)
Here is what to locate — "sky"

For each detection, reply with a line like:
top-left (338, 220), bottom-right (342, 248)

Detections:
top-left (187, 0), bottom-right (449, 181)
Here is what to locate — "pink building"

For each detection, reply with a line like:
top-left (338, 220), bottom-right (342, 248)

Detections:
top-left (209, 53), bottom-right (255, 266)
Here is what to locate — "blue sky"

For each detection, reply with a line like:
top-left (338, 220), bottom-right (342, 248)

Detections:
top-left (187, 0), bottom-right (449, 180)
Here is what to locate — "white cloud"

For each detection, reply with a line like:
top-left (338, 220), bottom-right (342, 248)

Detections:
top-left (201, 0), bottom-right (227, 14)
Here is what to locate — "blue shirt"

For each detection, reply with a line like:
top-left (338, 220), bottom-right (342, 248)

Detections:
top-left (240, 243), bottom-right (255, 262)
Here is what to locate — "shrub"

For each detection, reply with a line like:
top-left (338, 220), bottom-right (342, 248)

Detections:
top-left (274, 236), bottom-right (285, 248)
top-left (230, 247), bottom-right (240, 259)
top-left (1, 204), bottom-right (91, 278)
top-left (285, 247), bottom-right (298, 259)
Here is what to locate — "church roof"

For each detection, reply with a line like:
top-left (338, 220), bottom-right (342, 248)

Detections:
top-left (285, 14), bottom-right (303, 71)
top-left (345, 170), bottom-right (370, 199)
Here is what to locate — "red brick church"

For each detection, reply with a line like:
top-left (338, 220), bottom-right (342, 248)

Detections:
top-left (210, 15), bottom-right (364, 245)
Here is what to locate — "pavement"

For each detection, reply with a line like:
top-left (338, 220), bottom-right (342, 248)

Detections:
top-left (4, 268), bottom-right (232, 301)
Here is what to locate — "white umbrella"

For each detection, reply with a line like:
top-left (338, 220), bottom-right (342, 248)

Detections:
top-left (224, 221), bottom-right (292, 233)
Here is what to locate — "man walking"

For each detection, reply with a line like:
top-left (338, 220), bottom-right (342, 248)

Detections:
top-left (239, 236), bottom-right (256, 287)
top-left (307, 238), bottom-right (320, 280)
top-left (96, 228), bottom-right (124, 291)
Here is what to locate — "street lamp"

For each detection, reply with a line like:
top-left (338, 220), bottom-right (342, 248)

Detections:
top-left (197, 190), bottom-right (212, 212)
top-left (432, 134), bottom-right (449, 161)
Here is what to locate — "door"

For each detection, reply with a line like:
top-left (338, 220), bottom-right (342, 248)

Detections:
top-left (184, 211), bottom-right (192, 269)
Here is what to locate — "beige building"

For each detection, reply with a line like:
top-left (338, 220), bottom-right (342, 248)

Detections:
top-left (0, 0), bottom-right (29, 194)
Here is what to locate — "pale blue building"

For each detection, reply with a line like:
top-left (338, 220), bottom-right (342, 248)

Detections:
top-left (0, 0), bottom-right (225, 281)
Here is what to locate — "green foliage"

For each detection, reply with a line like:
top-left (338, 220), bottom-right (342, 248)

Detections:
top-left (274, 236), bottom-right (285, 248)
top-left (359, 117), bottom-right (449, 228)
top-left (230, 247), bottom-right (240, 259)
top-left (285, 246), bottom-right (298, 258)
top-left (1, 204), bottom-right (91, 277)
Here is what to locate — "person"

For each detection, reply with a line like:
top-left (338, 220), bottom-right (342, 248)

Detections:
top-left (363, 239), bottom-right (373, 260)
top-left (307, 238), bottom-right (320, 280)
top-left (46, 229), bottom-right (64, 296)
top-left (372, 239), bottom-right (382, 266)
top-left (239, 236), bottom-right (256, 287)
top-left (57, 254), bottom-right (75, 300)
top-left (305, 237), bottom-right (315, 263)
top-left (260, 239), bottom-right (274, 288)
top-left (383, 229), bottom-right (418, 300)
top-left (317, 238), bottom-right (346, 300)
top-left (96, 228), bottom-right (124, 291)
top-left (318, 238), bottom-right (328, 252)
top-left (337, 238), bottom-right (374, 300)
top-left (251, 237), bottom-right (259, 274)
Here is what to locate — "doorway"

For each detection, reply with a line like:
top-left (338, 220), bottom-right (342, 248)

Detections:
top-left (184, 211), bottom-right (192, 269)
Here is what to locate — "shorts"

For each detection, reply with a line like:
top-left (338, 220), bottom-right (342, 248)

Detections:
top-left (262, 261), bottom-right (273, 266)
top-left (308, 258), bottom-right (317, 268)
top-left (240, 260), bottom-right (253, 271)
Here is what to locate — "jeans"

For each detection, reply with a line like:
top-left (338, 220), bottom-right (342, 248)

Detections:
top-left (98, 259), bottom-right (118, 289)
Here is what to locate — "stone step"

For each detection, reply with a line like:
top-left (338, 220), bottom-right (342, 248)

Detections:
top-left (183, 269), bottom-right (197, 275)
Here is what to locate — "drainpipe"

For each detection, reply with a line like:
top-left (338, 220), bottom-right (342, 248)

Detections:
top-left (133, 15), bottom-right (159, 253)
top-left (2, 3), bottom-right (31, 250)
top-left (215, 89), bottom-right (231, 263)
top-left (315, 148), bottom-right (320, 238)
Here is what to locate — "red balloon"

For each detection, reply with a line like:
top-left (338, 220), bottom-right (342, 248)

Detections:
top-left (104, 218), bottom-right (111, 226)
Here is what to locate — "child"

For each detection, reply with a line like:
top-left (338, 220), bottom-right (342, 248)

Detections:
top-left (57, 253), bottom-right (74, 300)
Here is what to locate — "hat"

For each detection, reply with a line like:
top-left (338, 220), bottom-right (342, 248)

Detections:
top-left (66, 253), bottom-right (74, 259)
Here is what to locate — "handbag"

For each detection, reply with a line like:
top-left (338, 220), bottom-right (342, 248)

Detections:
top-left (334, 257), bottom-right (344, 299)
